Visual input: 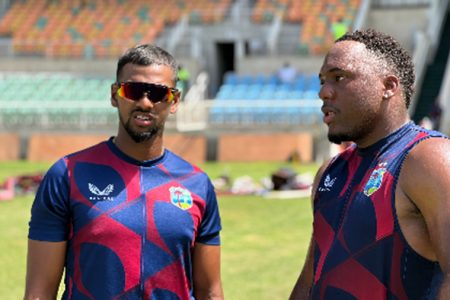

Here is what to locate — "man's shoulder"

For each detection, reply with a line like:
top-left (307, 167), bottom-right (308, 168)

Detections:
top-left (405, 134), bottom-right (450, 163)
top-left (408, 122), bottom-right (448, 139)
top-left (398, 134), bottom-right (450, 196)
top-left (44, 140), bottom-right (110, 179)
top-left (381, 123), bottom-right (448, 161)
top-left (65, 140), bottom-right (110, 161)
top-left (164, 149), bottom-right (210, 179)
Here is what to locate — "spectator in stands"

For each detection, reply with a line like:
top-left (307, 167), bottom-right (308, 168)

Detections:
top-left (248, 38), bottom-right (266, 55)
top-left (277, 61), bottom-right (297, 84)
top-left (177, 64), bottom-right (191, 99)
top-left (331, 18), bottom-right (348, 40)
top-left (290, 29), bottom-right (450, 299)
top-left (24, 44), bottom-right (223, 300)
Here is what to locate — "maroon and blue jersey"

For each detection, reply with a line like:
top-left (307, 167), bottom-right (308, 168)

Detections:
top-left (28, 138), bottom-right (222, 300)
top-left (311, 122), bottom-right (447, 299)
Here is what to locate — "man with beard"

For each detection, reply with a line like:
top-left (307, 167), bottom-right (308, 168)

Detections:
top-left (290, 29), bottom-right (450, 299)
top-left (25, 44), bottom-right (223, 300)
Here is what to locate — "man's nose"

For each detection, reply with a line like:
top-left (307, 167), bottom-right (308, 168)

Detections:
top-left (136, 93), bottom-right (156, 107)
top-left (318, 84), bottom-right (334, 101)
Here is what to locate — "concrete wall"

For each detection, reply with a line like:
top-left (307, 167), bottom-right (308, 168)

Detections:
top-left (0, 58), bottom-right (116, 76)
top-left (217, 133), bottom-right (313, 162)
top-left (1, 132), bottom-right (314, 164)
top-left (0, 133), bottom-right (20, 160)
top-left (164, 134), bottom-right (207, 165)
top-left (25, 133), bottom-right (207, 165)
top-left (365, 7), bottom-right (429, 51)
top-left (27, 133), bottom-right (110, 161)
top-left (237, 55), bottom-right (324, 76)
top-left (0, 57), bottom-right (201, 77)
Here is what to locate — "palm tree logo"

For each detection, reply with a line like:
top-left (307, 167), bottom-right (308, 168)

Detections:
top-left (364, 162), bottom-right (387, 196)
top-left (169, 186), bottom-right (193, 210)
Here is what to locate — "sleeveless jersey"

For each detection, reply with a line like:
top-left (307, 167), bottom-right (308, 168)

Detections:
top-left (311, 122), bottom-right (446, 299)
top-left (29, 138), bottom-right (222, 300)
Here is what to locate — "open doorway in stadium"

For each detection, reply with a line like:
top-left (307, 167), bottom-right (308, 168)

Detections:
top-left (216, 42), bottom-right (235, 87)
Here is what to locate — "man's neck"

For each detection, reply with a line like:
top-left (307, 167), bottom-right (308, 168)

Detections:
top-left (113, 135), bottom-right (164, 162)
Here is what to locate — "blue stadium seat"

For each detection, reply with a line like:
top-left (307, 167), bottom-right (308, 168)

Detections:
top-left (288, 90), bottom-right (304, 100)
top-left (302, 90), bottom-right (318, 100)
top-left (212, 71), bottom-right (322, 125)
top-left (223, 72), bottom-right (239, 85)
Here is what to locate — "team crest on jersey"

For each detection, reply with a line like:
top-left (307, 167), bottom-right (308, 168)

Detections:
top-left (363, 162), bottom-right (387, 196)
top-left (169, 186), bottom-right (193, 210)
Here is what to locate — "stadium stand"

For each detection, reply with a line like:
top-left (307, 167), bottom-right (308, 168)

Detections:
top-left (0, 72), bottom-right (115, 130)
top-left (0, 0), bottom-right (360, 58)
top-left (0, 0), bottom-right (232, 58)
top-left (210, 71), bottom-right (321, 125)
top-left (251, 0), bottom-right (361, 55)
top-left (206, 0), bottom-right (362, 125)
top-left (0, 72), bottom-right (111, 101)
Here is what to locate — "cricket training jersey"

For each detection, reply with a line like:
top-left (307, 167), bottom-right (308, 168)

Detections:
top-left (311, 122), bottom-right (447, 299)
top-left (29, 138), bottom-right (222, 300)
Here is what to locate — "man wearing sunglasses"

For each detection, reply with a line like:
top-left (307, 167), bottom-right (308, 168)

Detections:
top-left (25, 44), bottom-right (223, 300)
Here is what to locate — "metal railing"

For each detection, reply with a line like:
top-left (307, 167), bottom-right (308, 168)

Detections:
top-left (0, 99), bottom-right (323, 134)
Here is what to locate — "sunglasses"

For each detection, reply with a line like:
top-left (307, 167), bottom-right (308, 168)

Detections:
top-left (115, 82), bottom-right (178, 103)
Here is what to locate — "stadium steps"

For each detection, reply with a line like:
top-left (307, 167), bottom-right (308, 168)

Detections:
top-left (413, 9), bottom-right (450, 123)
top-left (277, 24), bottom-right (301, 55)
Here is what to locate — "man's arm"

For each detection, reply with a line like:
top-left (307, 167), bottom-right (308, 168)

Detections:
top-left (192, 243), bottom-right (223, 300)
top-left (290, 161), bottom-right (329, 300)
top-left (400, 138), bottom-right (450, 299)
top-left (24, 240), bottom-right (67, 300)
top-left (289, 237), bottom-right (314, 300)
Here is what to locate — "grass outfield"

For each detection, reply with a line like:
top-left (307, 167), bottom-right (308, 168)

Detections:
top-left (0, 160), bottom-right (316, 300)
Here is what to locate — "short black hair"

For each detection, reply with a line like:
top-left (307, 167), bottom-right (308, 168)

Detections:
top-left (116, 44), bottom-right (179, 84)
top-left (336, 29), bottom-right (415, 108)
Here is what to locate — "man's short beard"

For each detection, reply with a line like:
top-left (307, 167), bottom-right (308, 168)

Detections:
top-left (123, 117), bottom-right (163, 143)
top-left (328, 133), bottom-right (352, 145)
top-left (126, 126), bottom-right (160, 143)
top-left (327, 120), bottom-right (374, 146)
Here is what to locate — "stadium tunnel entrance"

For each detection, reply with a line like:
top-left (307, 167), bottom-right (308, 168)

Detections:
top-left (215, 41), bottom-right (235, 94)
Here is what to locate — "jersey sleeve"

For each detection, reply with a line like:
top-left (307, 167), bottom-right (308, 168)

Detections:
top-left (28, 158), bottom-right (71, 242)
top-left (196, 178), bottom-right (222, 245)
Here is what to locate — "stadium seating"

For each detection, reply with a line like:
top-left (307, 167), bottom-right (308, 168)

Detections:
top-left (0, 0), bottom-right (360, 58)
top-left (251, 0), bottom-right (361, 55)
top-left (0, 72), bottom-right (115, 129)
top-left (0, 73), bottom-right (112, 101)
top-left (210, 71), bottom-right (322, 126)
top-left (0, 70), bottom-right (319, 129)
top-left (218, 72), bottom-right (320, 100)
top-left (0, 0), bottom-right (232, 58)
top-left (0, 0), bottom-right (359, 129)
top-left (300, 0), bottom-right (360, 55)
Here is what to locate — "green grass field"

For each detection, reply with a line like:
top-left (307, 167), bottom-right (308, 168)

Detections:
top-left (0, 160), bottom-right (316, 300)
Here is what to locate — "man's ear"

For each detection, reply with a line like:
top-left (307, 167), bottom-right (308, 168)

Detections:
top-left (169, 91), bottom-right (181, 114)
top-left (111, 83), bottom-right (119, 107)
top-left (383, 75), bottom-right (399, 99)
